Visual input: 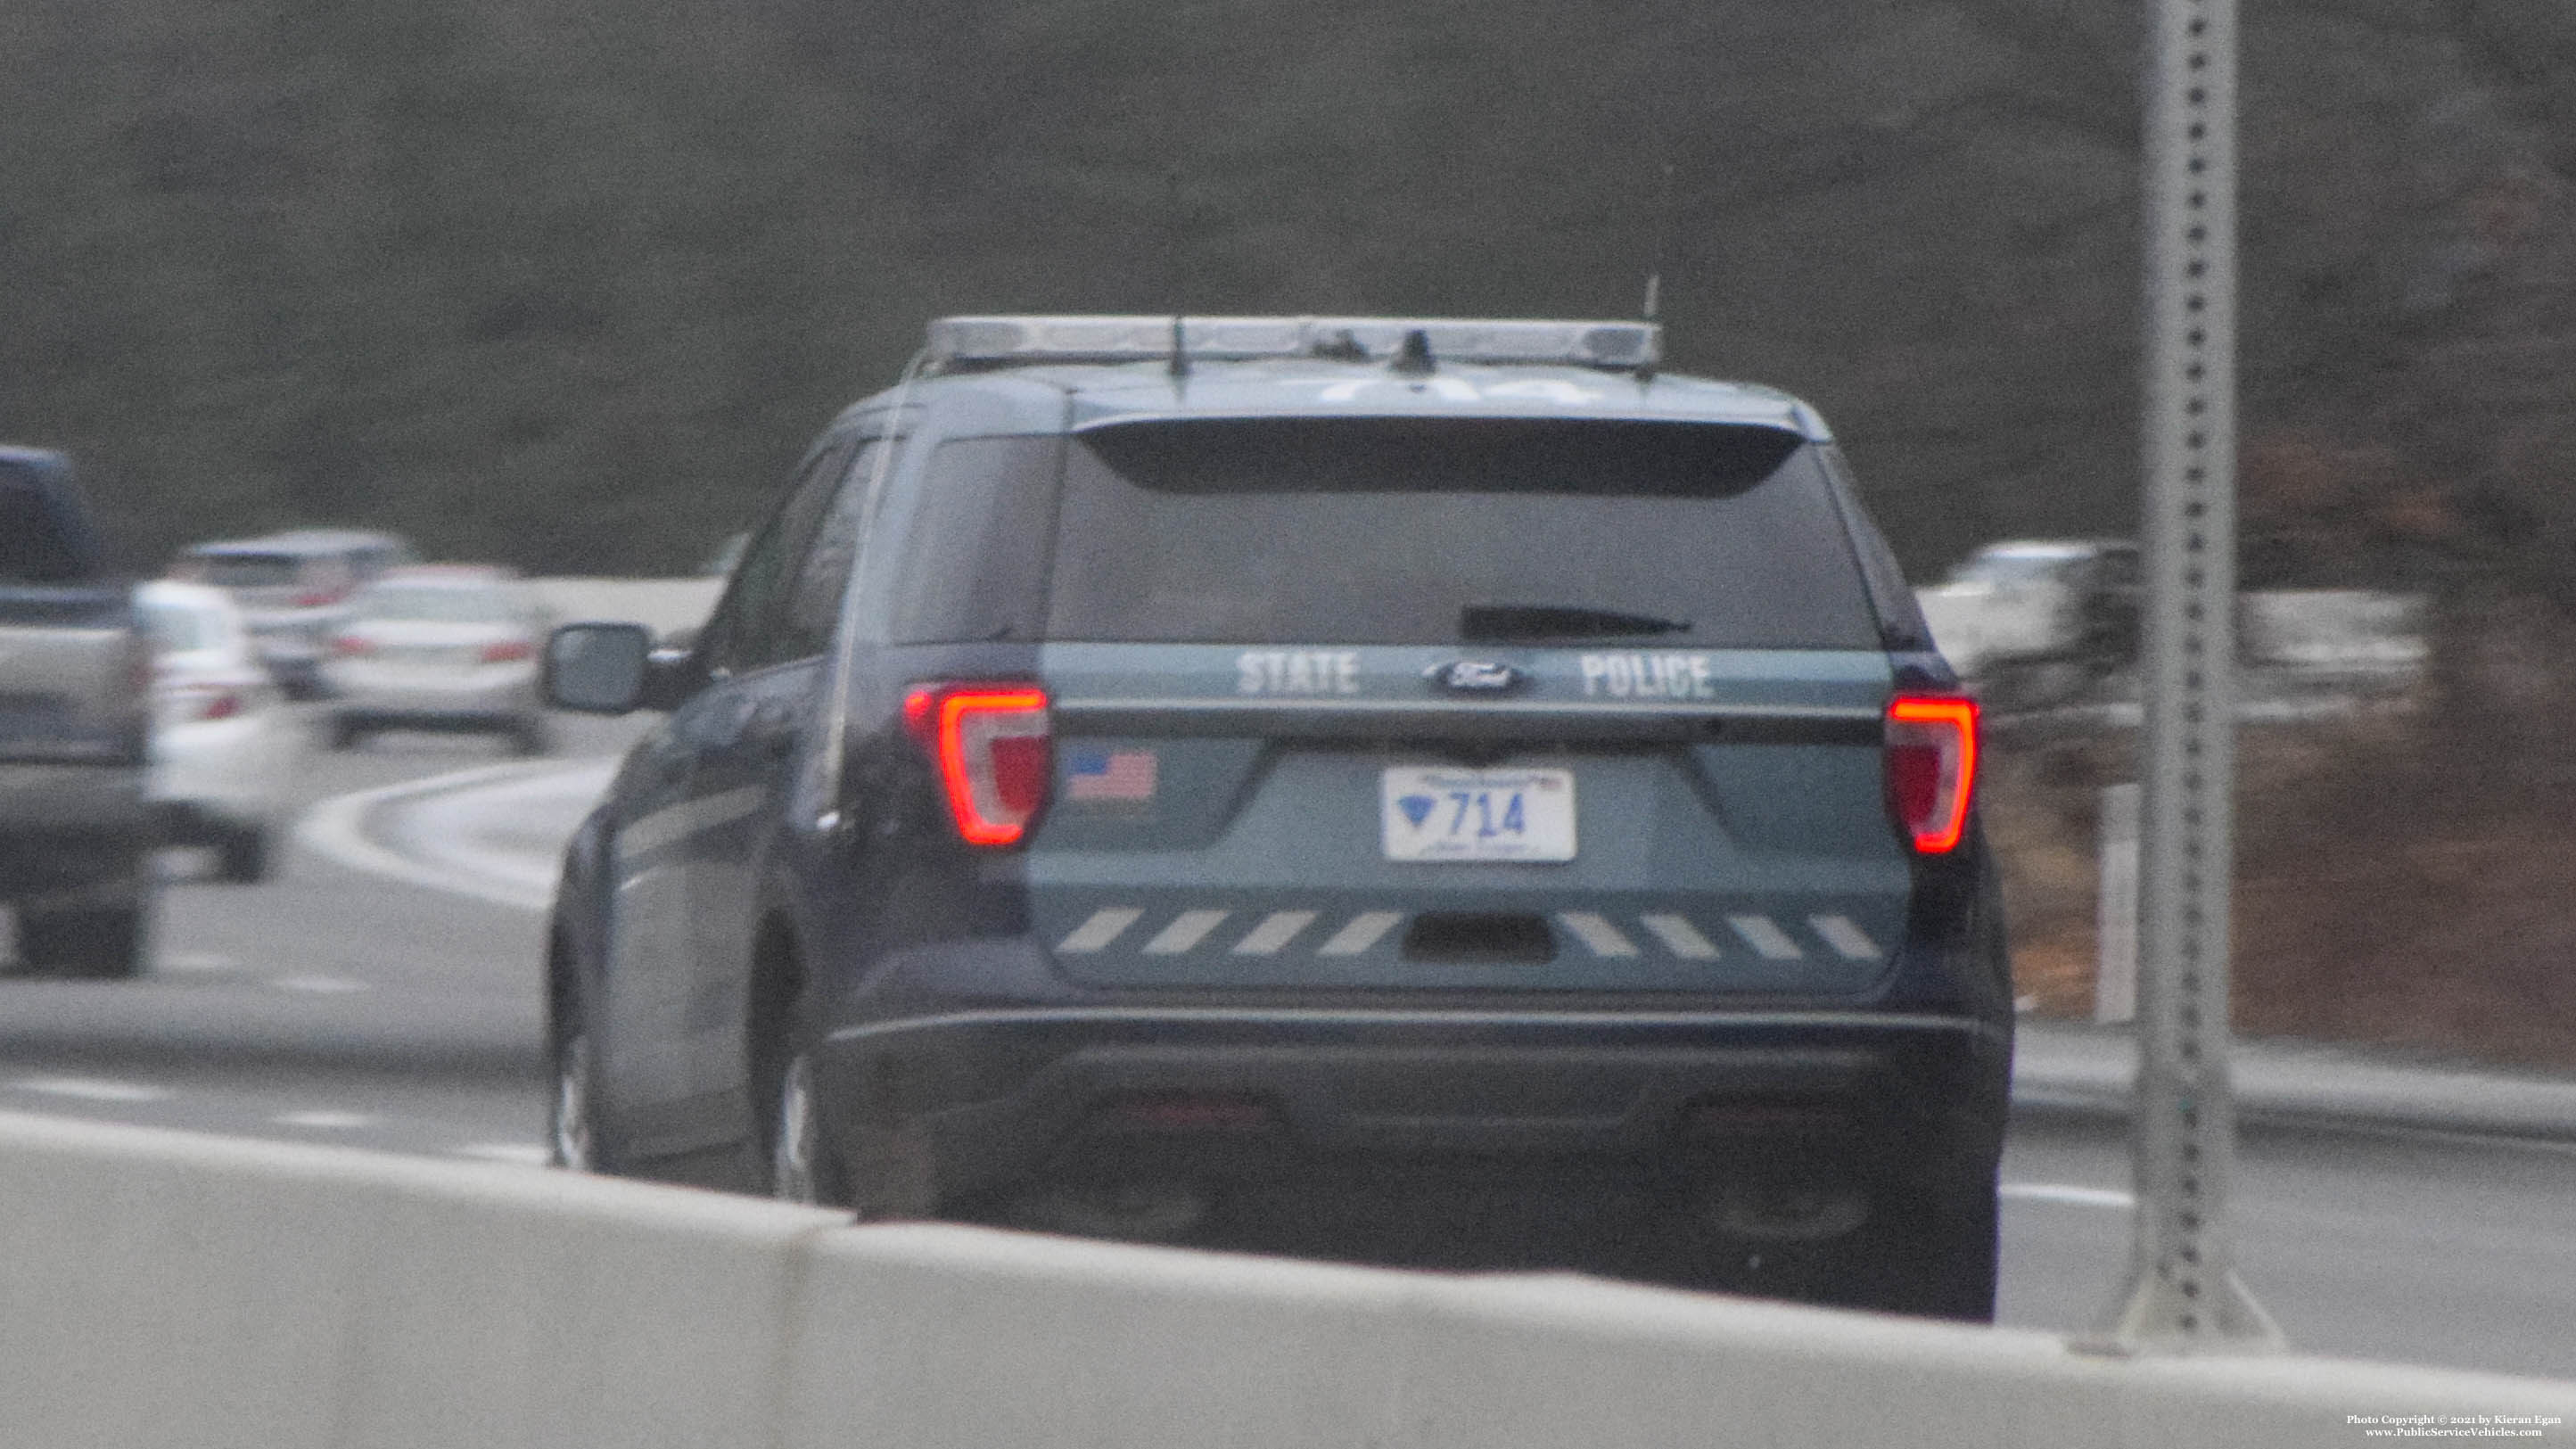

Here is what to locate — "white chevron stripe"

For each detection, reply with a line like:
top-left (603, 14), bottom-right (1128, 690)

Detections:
top-left (1142, 910), bottom-right (1230, 955)
top-left (1556, 911), bottom-right (1639, 958)
top-left (1231, 910), bottom-right (1319, 956)
top-left (1317, 910), bottom-right (1403, 956)
top-left (1810, 915), bottom-right (1883, 960)
top-left (1056, 907), bottom-right (1143, 954)
top-left (1727, 914), bottom-right (1806, 960)
top-left (1638, 913), bottom-right (1722, 959)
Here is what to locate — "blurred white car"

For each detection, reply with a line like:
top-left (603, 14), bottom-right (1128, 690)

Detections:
top-left (138, 580), bottom-right (294, 882)
top-left (1912, 540), bottom-right (2141, 712)
top-left (172, 529), bottom-right (420, 700)
top-left (321, 567), bottom-right (554, 753)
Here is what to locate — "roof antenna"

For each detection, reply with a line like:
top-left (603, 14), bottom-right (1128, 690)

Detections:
top-left (1165, 171), bottom-right (1190, 380)
top-left (1636, 159), bottom-right (1675, 383)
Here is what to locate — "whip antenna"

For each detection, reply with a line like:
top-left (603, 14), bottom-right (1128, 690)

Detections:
top-left (1637, 160), bottom-right (1676, 380)
top-left (1165, 171), bottom-right (1190, 379)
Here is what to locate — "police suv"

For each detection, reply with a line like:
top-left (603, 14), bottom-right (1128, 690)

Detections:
top-left (543, 316), bottom-right (2011, 1319)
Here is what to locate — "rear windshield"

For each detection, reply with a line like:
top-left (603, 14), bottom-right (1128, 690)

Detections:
top-left (0, 468), bottom-right (89, 586)
top-left (185, 553), bottom-right (309, 589)
top-left (142, 600), bottom-right (227, 651)
top-left (1041, 417), bottom-right (1881, 646)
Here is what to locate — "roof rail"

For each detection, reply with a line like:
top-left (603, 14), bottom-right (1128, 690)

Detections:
top-left (925, 316), bottom-right (1661, 372)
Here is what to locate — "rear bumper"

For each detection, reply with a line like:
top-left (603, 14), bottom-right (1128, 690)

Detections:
top-left (329, 672), bottom-right (539, 721)
top-left (812, 1006), bottom-right (2009, 1204)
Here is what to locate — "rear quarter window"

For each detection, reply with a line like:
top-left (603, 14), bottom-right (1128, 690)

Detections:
top-left (1043, 416), bottom-right (1881, 647)
top-left (886, 436), bottom-right (1059, 644)
top-left (185, 554), bottom-right (304, 589)
top-left (0, 466), bottom-right (90, 586)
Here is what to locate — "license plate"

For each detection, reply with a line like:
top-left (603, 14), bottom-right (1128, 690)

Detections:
top-left (1380, 767), bottom-right (1576, 862)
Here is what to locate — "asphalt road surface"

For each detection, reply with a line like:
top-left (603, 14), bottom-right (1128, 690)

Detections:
top-left (5, 714), bottom-right (2574, 1383)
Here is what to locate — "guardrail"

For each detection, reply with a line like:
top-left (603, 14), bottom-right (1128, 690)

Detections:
top-left (2, 1110), bottom-right (2566, 1448)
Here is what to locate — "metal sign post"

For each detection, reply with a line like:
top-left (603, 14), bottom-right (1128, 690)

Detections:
top-left (2098, 0), bottom-right (2283, 1350)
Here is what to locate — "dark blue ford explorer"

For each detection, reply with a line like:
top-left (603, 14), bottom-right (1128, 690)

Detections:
top-left (542, 315), bottom-right (2011, 1319)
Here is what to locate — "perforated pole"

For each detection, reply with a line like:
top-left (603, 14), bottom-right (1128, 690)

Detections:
top-left (2097, 0), bottom-right (2282, 1350)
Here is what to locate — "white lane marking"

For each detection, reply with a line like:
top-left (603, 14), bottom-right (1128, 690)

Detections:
top-left (271, 975), bottom-right (369, 995)
top-left (1056, 908), bottom-right (1143, 954)
top-left (1638, 913), bottom-right (1721, 960)
top-left (1231, 910), bottom-right (1318, 956)
top-left (1317, 910), bottom-right (1403, 957)
top-left (296, 759), bottom-right (590, 913)
top-left (2002, 1182), bottom-right (2135, 1209)
top-left (1809, 915), bottom-right (1883, 960)
top-left (159, 951), bottom-right (238, 974)
top-left (1142, 910), bottom-right (1230, 955)
top-left (11, 1076), bottom-right (173, 1104)
top-left (274, 1110), bottom-right (375, 1130)
top-left (452, 1142), bottom-right (551, 1165)
top-left (1556, 911), bottom-right (1639, 959)
top-left (1727, 914), bottom-right (1806, 960)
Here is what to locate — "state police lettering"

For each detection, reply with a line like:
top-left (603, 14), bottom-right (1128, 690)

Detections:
top-left (1579, 652), bottom-right (1716, 699)
top-left (1236, 650), bottom-right (1362, 695)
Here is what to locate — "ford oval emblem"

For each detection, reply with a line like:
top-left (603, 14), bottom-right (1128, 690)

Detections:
top-left (1426, 660), bottom-right (1527, 694)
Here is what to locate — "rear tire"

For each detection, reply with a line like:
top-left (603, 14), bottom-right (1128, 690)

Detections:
top-left (767, 1049), bottom-right (837, 1206)
top-left (216, 824), bottom-right (271, 884)
top-left (18, 897), bottom-right (152, 980)
top-left (1828, 1160), bottom-right (2000, 1322)
top-left (749, 946), bottom-right (846, 1207)
top-left (325, 714), bottom-right (365, 751)
top-left (550, 1029), bottom-right (602, 1172)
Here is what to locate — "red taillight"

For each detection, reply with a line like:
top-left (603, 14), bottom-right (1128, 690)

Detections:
top-left (331, 635), bottom-right (374, 657)
top-left (294, 589), bottom-right (342, 608)
top-left (480, 638), bottom-right (536, 663)
top-left (199, 691), bottom-right (243, 722)
top-left (901, 683), bottom-right (1051, 847)
top-left (1885, 694), bottom-right (1979, 854)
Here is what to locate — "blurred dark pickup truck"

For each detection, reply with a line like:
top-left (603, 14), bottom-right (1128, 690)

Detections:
top-left (0, 447), bottom-right (153, 976)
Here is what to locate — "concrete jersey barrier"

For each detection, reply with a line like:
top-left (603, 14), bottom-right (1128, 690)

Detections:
top-left (0, 1110), bottom-right (2569, 1448)
top-left (531, 577), bottom-right (724, 642)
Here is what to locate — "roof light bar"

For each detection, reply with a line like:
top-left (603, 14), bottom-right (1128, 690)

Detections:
top-left (925, 316), bottom-right (1661, 372)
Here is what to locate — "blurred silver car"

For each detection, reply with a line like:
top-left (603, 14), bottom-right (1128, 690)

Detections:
top-left (320, 567), bottom-right (554, 753)
top-left (138, 580), bottom-right (294, 882)
top-left (174, 530), bottom-right (420, 699)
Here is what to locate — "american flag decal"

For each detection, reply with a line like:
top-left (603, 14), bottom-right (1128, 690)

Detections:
top-left (1066, 748), bottom-right (1156, 802)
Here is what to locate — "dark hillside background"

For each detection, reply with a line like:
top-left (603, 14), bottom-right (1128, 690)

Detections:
top-left (4, 0), bottom-right (2576, 585)
top-left (13, 0), bottom-right (2576, 1057)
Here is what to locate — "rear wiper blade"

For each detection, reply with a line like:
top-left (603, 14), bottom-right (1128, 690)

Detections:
top-left (1460, 605), bottom-right (1694, 641)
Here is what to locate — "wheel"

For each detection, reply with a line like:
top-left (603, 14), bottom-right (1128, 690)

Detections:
top-left (1826, 1159), bottom-right (2000, 1322)
top-left (767, 1048), bottom-right (835, 1205)
top-left (215, 824), bottom-right (271, 884)
top-left (752, 990), bottom-right (850, 1206)
top-left (325, 714), bottom-right (365, 751)
top-left (549, 1028), bottom-right (601, 1171)
top-left (18, 898), bottom-right (152, 979)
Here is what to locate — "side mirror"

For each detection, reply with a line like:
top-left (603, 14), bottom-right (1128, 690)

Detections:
top-left (544, 623), bottom-right (654, 713)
